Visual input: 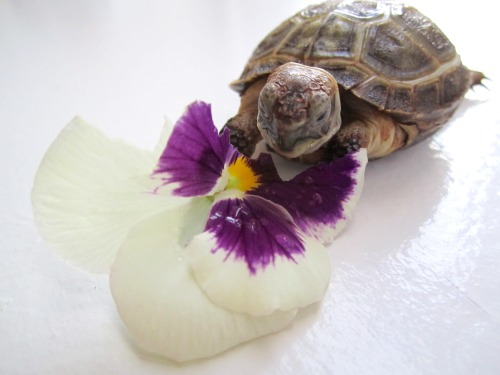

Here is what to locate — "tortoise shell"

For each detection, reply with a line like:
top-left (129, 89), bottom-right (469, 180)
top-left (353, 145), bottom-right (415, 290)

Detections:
top-left (230, 0), bottom-right (471, 126)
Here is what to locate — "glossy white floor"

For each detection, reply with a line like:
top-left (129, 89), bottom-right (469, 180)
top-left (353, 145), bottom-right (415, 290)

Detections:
top-left (1, 0), bottom-right (499, 374)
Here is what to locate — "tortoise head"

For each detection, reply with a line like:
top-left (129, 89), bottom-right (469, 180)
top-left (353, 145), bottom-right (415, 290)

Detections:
top-left (257, 62), bottom-right (341, 159)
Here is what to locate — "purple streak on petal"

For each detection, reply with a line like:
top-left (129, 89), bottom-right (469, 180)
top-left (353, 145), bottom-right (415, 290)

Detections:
top-left (245, 153), bottom-right (283, 186)
top-left (205, 196), bottom-right (304, 275)
top-left (252, 153), bottom-right (362, 237)
top-left (152, 101), bottom-right (237, 197)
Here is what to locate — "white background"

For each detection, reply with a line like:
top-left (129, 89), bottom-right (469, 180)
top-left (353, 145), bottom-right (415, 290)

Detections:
top-left (1, 0), bottom-right (499, 374)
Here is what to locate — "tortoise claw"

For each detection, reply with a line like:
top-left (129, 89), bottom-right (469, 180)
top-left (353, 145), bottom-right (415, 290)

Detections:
top-left (328, 127), bottom-right (369, 159)
top-left (224, 117), bottom-right (259, 157)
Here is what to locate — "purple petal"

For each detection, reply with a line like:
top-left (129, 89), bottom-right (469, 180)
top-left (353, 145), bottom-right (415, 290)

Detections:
top-left (153, 101), bottom-right (237, 197)
top-left (252, 150), bottom-right (367, 243)
top-left (245, 153), bottom-right (283, 185)
top-left (205, 195), bottom-right (305, 275)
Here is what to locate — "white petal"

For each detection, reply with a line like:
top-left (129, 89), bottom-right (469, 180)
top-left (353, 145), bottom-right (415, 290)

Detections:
top-left (153, 118), bottom-right (173, 161)
top-left (109, 208), bottom-right (296, 362)
top-left (32, 117), bottom-right (183, 273)
top-left (188, 233), bottom-right (330, 317)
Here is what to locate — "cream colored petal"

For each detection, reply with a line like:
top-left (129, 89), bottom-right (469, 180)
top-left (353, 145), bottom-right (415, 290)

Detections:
top-left (32, 117), bottom-right (184, 273)
top-left (153, 117), bottom-right (173, 161)
top-left (187, 230), bottom-right (330, 317)
top-left (109, 208), bottom-right (296, 362)
top-left (185, 195), bottom-right (331, 316)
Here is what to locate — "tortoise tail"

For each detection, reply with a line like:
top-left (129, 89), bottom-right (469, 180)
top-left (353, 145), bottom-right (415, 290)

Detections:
top-left (468, 69), bottom-right (487, 89)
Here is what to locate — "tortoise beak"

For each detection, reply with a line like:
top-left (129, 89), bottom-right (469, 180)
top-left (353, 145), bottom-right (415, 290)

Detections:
top-left (269, 132), bottom-right (321, 159)
top-left (273, 138), bottom-right (300, 156)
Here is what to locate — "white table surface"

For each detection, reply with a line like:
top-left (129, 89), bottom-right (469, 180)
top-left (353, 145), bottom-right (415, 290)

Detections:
top-left (1, 0), bottom-right (499, 374)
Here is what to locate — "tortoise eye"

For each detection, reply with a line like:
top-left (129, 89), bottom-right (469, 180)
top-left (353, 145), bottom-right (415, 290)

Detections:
top-left (257, 111), bottom-right (270, 128)
top-left (258, 105), bottom-right (270, 118)
top-left (258, 100), bottom-right (270, 118)
top-left (316, 111), bottom-right (328, 122)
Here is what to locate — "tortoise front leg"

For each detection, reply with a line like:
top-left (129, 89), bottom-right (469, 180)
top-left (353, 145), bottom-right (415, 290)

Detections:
top-left (328, 121), bottom-right (372, 159)
top-left (224, 77), bottom-right (268, 157)
top-left (224, 110), bottom-right (262, 157)
top-left (328, 113), bottom-right (408, 160)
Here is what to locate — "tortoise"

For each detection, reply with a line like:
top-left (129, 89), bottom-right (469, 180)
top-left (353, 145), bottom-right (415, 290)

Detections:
top-left (226, 0), bottom-right (484, 163)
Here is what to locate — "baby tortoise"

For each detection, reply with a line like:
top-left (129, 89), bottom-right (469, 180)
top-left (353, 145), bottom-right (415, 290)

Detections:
top-left (226, 0), bottom-right (484, 163)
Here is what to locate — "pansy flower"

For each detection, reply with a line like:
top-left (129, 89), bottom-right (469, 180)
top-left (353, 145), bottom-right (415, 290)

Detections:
top-left (32, 101), bottom-right (367, 362)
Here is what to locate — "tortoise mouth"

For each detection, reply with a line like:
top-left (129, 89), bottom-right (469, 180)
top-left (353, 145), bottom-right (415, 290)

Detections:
top-left (268, 135), bottom-right (326, 159)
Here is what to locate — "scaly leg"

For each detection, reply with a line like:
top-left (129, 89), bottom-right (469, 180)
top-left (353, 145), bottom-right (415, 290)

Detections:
top-left (328, 121), bottom-right (371, 158)
top-left (327, 114), bottom-right (408, 160)
top-left (224, 110), bottom-right (262, 157)
top-left (224, 78), bottom-right (268, 157)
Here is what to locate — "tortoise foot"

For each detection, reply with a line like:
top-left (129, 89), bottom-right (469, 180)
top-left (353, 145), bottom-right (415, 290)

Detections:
top-left (328, 123), bottom-right (370, 159)
top-left (343, 137), bottom-right (363, 153)
top-left (224, 116), bottom-right (261, 157)
top-left (329, 140), bottom-right (360, 159)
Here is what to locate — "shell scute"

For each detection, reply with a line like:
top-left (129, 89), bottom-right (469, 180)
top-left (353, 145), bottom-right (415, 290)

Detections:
top-left (301, 2), bottom-right (338, 18)
top-left (363, 21), bottom-right (436, 80)
top-left (395, 6), bottom-right (456, 62)
top-left (323, 65), bottom-right (370, 89)
top-left (442, 65), bottom-right (469, 105)
top-left (415, 81), bottom-right (441, 113)
top-left (386, 86), bottom-right (413, 114)
top-left (278, 18), bottom-right (323, 57)
top-left (351, 78), bottom-right (389, 109)
top-left (251, 18), bottom-right (298, 61)
top-left (335, 0), bottom-right (385, 20)
top-left (310, 14), bottom-right (357, 60)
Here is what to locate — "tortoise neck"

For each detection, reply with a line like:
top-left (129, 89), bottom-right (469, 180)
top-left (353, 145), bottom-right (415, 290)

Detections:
top-left (239, 77), bottom-right (268, 113)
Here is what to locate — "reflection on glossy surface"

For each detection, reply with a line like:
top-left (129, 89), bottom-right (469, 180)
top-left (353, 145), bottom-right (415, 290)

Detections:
top-left (272, 88), bottom-right (500, 373)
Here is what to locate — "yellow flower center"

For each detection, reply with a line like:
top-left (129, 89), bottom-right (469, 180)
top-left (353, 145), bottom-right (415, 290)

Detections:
top-left (226, 156), bottom-right (261, 192)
